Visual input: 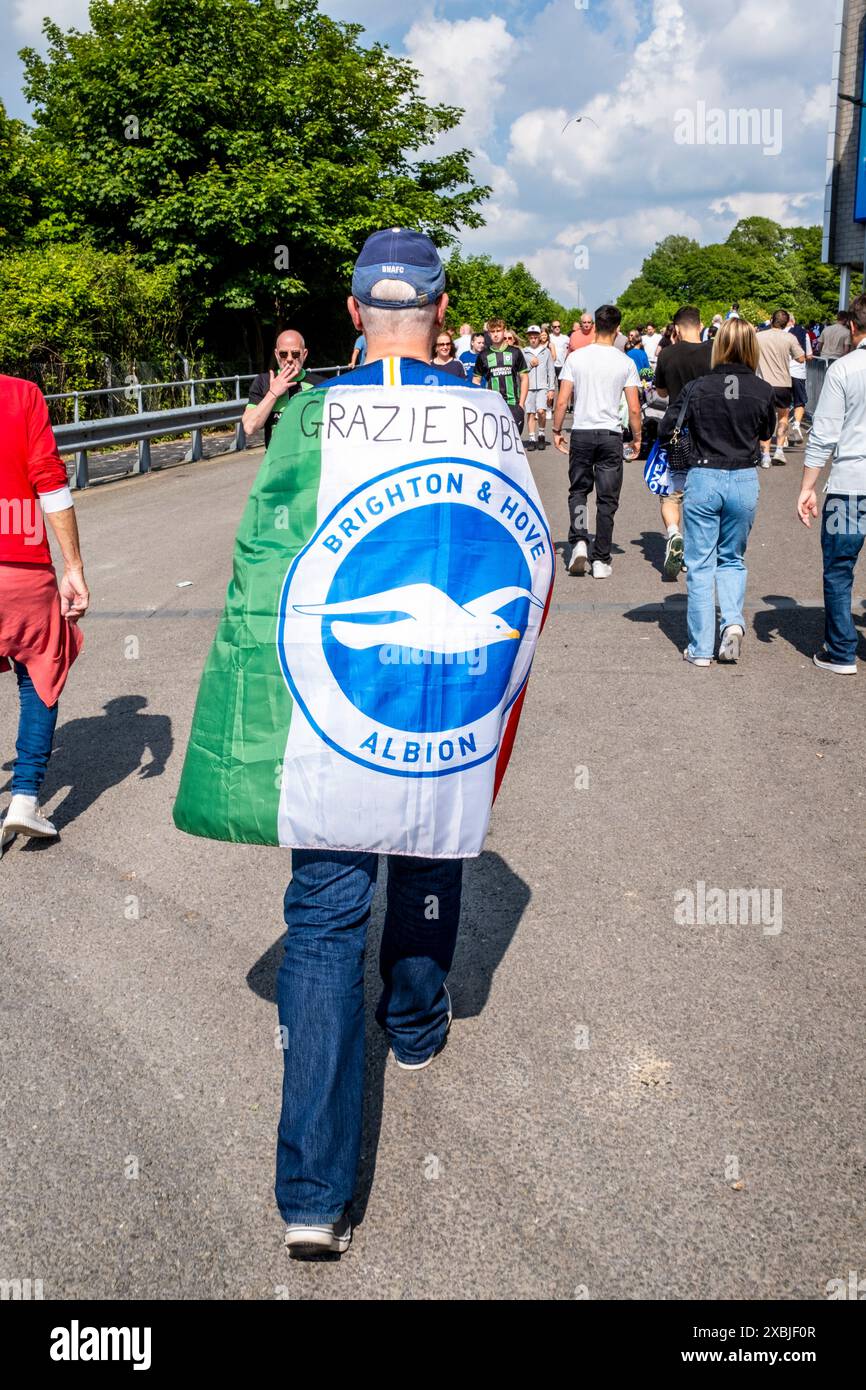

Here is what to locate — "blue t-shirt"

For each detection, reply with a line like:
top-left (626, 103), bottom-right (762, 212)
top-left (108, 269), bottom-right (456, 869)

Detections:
top-left (627, 346), bottom-right (650, 374)
top-left (354, 335), bottom-right (367, 366)
top-left (459, 349), bottom-right (476, 375)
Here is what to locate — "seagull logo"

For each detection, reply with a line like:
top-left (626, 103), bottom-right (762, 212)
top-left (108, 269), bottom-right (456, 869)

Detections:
top-left (293, 582), bottom-right (543, 655)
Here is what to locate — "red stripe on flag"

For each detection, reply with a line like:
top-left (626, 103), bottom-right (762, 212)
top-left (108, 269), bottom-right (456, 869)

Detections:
top-left (492, 567), bottom-right (555, 800)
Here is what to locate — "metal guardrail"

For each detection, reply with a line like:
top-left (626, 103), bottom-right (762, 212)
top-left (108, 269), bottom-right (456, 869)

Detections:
top-left (50, 366), bottom-right (349, 488)
top-left (54, 400), bottom-right (249, 489)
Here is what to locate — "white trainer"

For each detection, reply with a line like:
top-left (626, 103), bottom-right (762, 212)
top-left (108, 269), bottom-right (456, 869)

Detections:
top-left (591, 560), bottom-right (612, 579)
top-left (760, 454), bottom-right (772, 469)
top-left (567, 540), bottom-right (588, 575)
top-left (1, 795), bottom-right (58, 849)
top-left (718, 624), bottom-right (744, 663)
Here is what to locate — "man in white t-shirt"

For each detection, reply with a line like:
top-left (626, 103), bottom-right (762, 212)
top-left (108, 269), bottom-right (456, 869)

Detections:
top-left (453, 322), bottom-right (473, 357)
top-left (548, 318), bottom-right (570, 378)
top-left (553, 303), bottom-right (642, 578)
top-left (642, 322), bottom-right (662, 365)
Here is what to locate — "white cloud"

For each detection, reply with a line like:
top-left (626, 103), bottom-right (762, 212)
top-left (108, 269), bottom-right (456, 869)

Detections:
top-left (709, 192), bottom-right (819, 224)
top-left (11, 0), bottom-right (90, 42)
top-left (403, 14), bottom-right (517, 149)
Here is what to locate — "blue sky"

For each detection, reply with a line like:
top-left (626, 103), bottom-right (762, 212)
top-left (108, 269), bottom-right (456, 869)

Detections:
top-left (1, 0), bottom-right (834, 311)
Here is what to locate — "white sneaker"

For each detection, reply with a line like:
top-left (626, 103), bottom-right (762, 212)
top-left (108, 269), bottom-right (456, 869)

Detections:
top-left (591, 560), bottom-right (612, 579)
top-left (1, 794), bottom-right (58, 849)
top-left (760, 454), bottom-right (772, 469)
top-left (772, 447), bottom-right (786, 465)
top-left (683, 649), bottom-right (712, 667)
top-left (567, 540), bottom-right (588, 575)
top-left (718, 624), bottom-right (744, 662)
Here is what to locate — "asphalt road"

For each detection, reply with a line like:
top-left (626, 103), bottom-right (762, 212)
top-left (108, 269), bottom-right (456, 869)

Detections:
top-left (1, 433), bottom-right (864, 1301)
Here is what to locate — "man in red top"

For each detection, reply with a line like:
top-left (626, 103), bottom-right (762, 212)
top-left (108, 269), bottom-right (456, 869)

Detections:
top-left (568, 314), bottom-right (596, 352)
top-left (0, 374), bottom-right (90, 853)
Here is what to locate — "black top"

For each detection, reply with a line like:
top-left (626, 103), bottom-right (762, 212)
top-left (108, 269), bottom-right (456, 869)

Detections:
top-left (247, 368), bottom-right (325, 446)
top-left (473, 348), bottom-right (528, 406)
top-left (653, 340), bottom-right (713, 404)
top-left (431, 358), bottom-right (467, 379)
top-left (660, 363), bottom-right (777, 469)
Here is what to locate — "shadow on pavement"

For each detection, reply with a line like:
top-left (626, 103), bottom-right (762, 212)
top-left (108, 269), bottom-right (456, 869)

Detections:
top-left (247, 849), bottom-right (531, 1228)
top-left (630, 528), bottom-right (671, 578)
top-left (754, 596), bottom-right (866, 660)
top-left (2, 696), bottom-right (173, 834)
top-left (622, 594), bottom-right (688, 651)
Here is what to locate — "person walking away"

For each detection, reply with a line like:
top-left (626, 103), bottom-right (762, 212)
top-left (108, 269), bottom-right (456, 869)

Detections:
top-left (473, 317), bottom-right (530, 431)
top-left (756, 310), bottom-right (804, 466)
top-left (172, 228), bottom-right (553, 1256)
top-left (524, 324), bottom-right (556, 450)
top-left (786, 313), bottom-right (812, 444)
top-left (653, 305), bottom-right (713, 579)
top-left (0, 374), bottom-right (90, 852)
top-left (659, 318), bottom-right (775, 666)
top-left (553, 304), bottom-right (641, 579)
top-left (817, 312), bottom-right (852, 364)
top-left (243, 330), bottom-right (324, 448)
top-left (796, 292), bottom-right (866, 674)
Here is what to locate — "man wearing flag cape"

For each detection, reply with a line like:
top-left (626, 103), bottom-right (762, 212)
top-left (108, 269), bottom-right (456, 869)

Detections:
top-left (174, 229), bottom-right (554, 1255)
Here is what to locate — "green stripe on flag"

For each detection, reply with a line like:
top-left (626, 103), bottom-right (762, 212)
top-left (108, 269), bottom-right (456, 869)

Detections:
top-left (173, 390), bottom-right (325, 844)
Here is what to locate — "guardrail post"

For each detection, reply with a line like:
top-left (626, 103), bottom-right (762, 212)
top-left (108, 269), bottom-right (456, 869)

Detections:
top-left (187, 379), bottom-right (203, 461)
top-left (134, 383), bottom-right (151, 475)
top-left (73, 450), bottom-right (89, 490)
top-left (233, 374), bottom-right (246, 451)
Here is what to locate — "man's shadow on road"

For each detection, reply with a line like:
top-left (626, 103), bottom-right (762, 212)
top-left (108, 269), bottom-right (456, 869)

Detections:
top-left (631, 529), bottom-right (676, 580)
top-left (1, 696), bottom-right (173, 837)
top-left (245, 849), bottom-right (531, 1229)
top-left (754, 595), bottom-right (866, 660)
top-left (622, 593), bottom-right (688, 651)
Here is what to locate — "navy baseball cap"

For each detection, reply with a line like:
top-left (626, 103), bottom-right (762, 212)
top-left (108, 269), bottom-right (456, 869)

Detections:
top-left (352, 227), bottom-right (446, 308)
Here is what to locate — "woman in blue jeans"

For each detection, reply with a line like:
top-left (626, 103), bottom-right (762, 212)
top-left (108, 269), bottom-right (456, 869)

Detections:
top-left (660, 318), bottom-right (777, 665)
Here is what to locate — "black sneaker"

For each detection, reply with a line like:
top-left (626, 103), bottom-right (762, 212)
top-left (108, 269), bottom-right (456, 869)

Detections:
top-left (813, 649), bottom-right (857, 675)
top-left (525, 438), bottom-right (537, 451)
top-left (537, 435), bottom-right (547, 451)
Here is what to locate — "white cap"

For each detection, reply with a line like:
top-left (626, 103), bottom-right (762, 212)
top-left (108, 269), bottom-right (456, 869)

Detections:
top-left (527, 324), bottom-right (541, 334)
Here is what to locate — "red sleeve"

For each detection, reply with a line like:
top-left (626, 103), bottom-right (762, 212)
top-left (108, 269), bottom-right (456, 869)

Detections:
top-left (26, 385), bottom-right (68, 495)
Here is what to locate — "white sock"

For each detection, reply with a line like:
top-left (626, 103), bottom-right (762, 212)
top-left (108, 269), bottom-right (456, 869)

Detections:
top-left (529, 433), bottom-right (536, 441)
top-left (666, 523), bottom-right (680, 538)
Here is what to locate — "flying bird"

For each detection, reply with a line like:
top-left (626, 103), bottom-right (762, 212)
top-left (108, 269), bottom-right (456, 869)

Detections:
top-left (293, 582), bottom-right (543, 655)
top-left (562, 113), bottom-right (599, 133)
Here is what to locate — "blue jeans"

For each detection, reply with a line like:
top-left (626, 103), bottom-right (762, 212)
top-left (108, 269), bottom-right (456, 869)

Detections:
top-left (683, 468), bottom-right (759, 659)
top-left (821, 494), bottom-right (866, 664)
top-left (11, 662), bottom-right (58, 796)
top-left (275, 849), bottom-right (463, 1223)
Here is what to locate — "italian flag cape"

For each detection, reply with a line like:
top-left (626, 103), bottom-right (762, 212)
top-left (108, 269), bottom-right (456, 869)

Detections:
top-left (173, 358), bottom-right (553, 858)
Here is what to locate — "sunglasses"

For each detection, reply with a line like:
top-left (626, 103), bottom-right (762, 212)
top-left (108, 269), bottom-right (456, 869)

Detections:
top-left (277, 349), bottom-right (302, 360)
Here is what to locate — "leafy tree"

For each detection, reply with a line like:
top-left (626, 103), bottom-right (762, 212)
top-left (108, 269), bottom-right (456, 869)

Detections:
top-left (19, 0), bottom-right (489, 362)
top-left (0, 242), bottom-right (186, 398)
top-left (444, 252), bottom-right (581, 335)
top-left (618, 218), bottom-right (860, 330)
top-left (0, 101), bottom-right (38, 250)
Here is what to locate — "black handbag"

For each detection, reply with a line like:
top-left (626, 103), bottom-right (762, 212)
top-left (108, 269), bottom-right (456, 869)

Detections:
top-left (666, 379), bottom-right (698, 470)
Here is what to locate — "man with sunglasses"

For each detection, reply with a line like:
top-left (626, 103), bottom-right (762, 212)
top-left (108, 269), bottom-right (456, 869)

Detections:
top-left (243, 329), bottom-right (323, 448)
